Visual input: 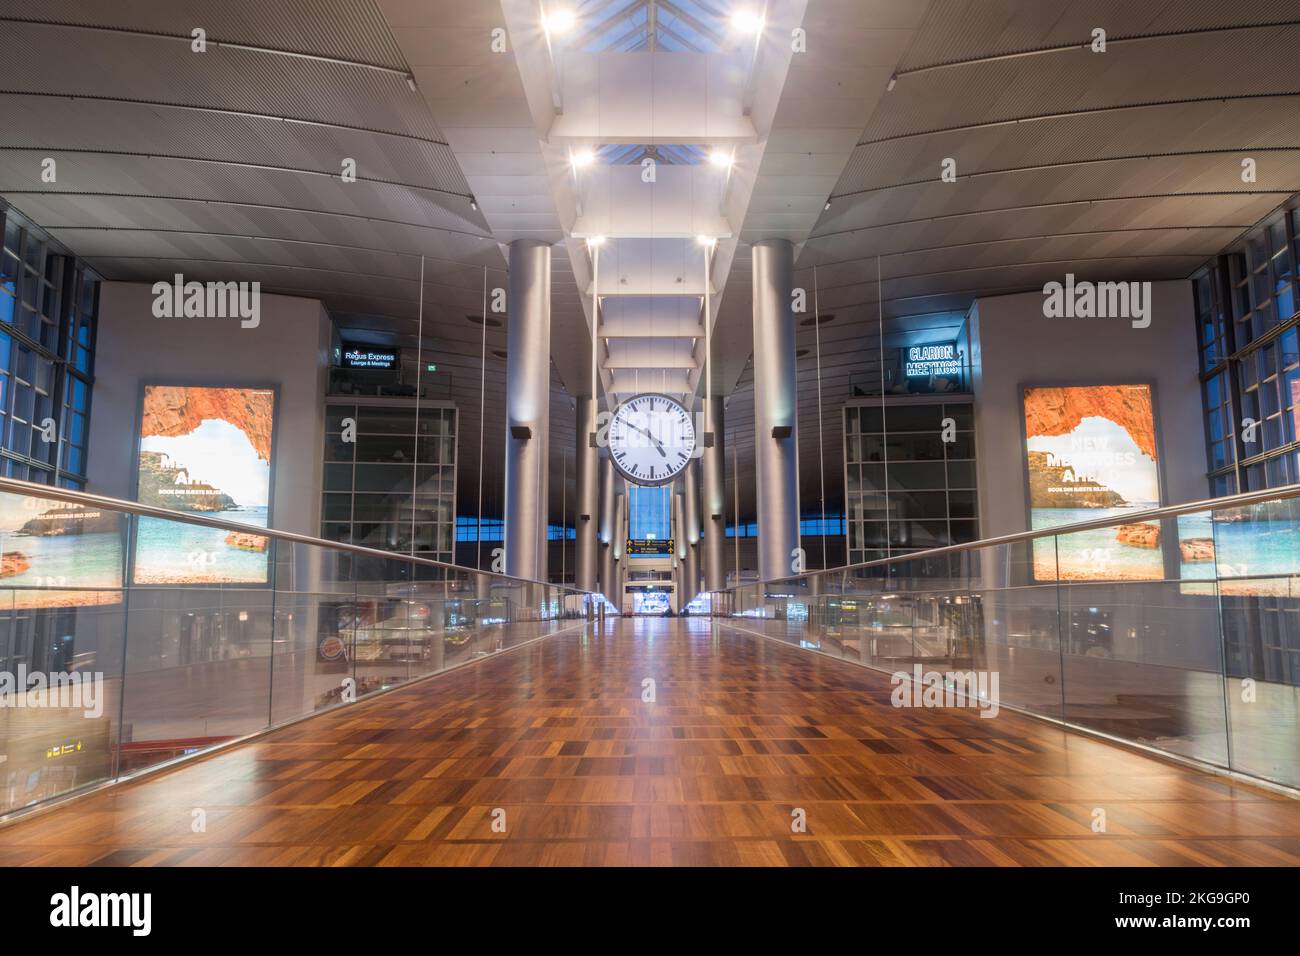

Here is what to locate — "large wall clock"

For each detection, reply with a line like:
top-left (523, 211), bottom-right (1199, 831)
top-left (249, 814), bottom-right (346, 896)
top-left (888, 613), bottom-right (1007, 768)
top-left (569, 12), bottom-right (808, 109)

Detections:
top-left (608, 393), bottom-right (696, 486)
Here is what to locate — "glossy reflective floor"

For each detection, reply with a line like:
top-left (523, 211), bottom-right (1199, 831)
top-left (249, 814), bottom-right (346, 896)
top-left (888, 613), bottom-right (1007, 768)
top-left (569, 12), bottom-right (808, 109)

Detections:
top-left (2, 617), bottom-right (1299, 866)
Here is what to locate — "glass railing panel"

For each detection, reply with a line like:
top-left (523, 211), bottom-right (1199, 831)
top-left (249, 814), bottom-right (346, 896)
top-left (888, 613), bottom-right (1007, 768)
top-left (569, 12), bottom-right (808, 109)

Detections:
top-left (0, 587), bottom-right (130, 814)
top-left (0, 491), bottom-right (129, 812)
top-left (0, 478), bottom-right (595, 820)
top-left (1053, 515), bottom-right (1230, 766)
top-left (836, 566), bottom-right (884, 666)
top-left (1212, 496), bottom-right (1300, 788)
top-left (709, 487), bottom-right (1300, 788)
top-left (269, 539), bottom-right (358, 723)
top-left (753, 576), bottom-right (818, 650)
top-left (963, 538), bottom-right (1063, 719)
top-left (119, 580), bottom-right (276, 776)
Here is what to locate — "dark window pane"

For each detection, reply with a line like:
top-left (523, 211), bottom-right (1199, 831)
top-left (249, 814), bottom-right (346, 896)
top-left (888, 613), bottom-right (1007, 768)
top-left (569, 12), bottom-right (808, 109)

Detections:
top-left (887, 462), bottom-right (946, 491)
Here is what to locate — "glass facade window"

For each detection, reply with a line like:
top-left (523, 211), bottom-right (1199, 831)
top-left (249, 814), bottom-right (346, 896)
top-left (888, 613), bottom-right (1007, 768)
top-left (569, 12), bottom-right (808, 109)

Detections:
top-left (1195, 205), bottom-right (1300, 495)
top-left (456, 516), bottom-right (504, 542)
top-left (843, 400), bottom-right (978, 565)
top-left (799, 514), bottom-right (845, 536)
top-left (628, 484), bottom-right (670, 540)
top-left (322, 401), bottom-right (457, 567)
top-left (0, 206), bottom-right (98, 489)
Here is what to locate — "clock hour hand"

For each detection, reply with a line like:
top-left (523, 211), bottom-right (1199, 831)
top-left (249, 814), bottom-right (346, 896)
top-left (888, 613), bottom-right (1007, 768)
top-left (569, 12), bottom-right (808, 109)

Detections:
top-left (625, 421), bottom-right (668, 458)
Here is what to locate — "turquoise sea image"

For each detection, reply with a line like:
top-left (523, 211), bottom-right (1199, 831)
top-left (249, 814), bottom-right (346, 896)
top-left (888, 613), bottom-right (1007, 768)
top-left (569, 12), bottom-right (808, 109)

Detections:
top-left (1176, 511), bottom-right (1300, 582)
top-left (1032, 506), bottom-right (1163, 580)
top-left (0, 497), bottom-right (125, 607)
top-left (132, 506), bottom-right (269, 585)
top-left (1032, 508), bottom-right (1300, 584)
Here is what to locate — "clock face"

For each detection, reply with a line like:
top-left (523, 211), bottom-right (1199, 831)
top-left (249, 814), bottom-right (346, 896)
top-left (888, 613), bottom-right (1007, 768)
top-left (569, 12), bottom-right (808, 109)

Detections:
top-left (608, 393), bottom-right (696, 486)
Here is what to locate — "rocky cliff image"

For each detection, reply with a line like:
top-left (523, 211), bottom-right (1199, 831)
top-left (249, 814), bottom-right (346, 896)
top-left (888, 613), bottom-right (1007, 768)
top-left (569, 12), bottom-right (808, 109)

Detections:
top-left (18, 505), bottom-right (121, 536)
top-left (136, 450), bottom-right (237, 512)
top-left (1026, 451), bottom-right (1126, 508)
top-left (140, 385), bottom-right (273, 462)
top-left (1023, 384), bottom-right (1156, 461)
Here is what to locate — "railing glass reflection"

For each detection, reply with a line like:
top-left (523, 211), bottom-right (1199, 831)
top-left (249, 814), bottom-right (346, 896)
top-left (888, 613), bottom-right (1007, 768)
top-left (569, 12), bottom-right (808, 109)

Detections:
top-left (714, 488), bottom-right (1300, 790)
top-left (0, 480), bottom-right (590, 817)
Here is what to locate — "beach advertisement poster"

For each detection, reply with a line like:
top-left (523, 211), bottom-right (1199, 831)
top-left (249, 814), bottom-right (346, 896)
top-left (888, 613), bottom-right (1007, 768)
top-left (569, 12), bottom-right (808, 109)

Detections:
top-left (132, 385), bottom-right (275, 585)
top-left (0, 495), bottom-right (125, 608)
top-left (1023, 385), bottom-right (1163, 581)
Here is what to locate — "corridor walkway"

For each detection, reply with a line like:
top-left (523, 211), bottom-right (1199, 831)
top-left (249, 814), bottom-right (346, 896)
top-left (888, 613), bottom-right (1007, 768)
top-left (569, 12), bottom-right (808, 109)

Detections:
top-left (2, 617), bottom-right (1298, 866)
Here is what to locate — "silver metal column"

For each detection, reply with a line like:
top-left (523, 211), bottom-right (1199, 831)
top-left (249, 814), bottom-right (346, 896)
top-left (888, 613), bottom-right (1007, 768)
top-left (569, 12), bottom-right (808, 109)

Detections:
top-left (752, 238), bottom-right (800, 582)
top-left (701, 396), bottom-right (726, 591)
top-left (598, 454), bottom-right (616, 595)
top-left (682, 461), bottom-right (700, 606)
top-left (574, 396), bottom-right (599, 591)
top-left (612, 490), bottom-right (626, 613)
top-left (672, 491), bottom-right (686, 612)
top-left (503, 239), bottom-right (551, 581)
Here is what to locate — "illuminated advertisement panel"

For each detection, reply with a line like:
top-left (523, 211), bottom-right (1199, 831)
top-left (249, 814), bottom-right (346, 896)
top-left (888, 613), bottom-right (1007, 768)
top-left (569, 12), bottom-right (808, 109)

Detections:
top-left (0, 495), bottom-right (124, 608)
top-left (132, 385), bottom-right (275, 585)
top-left (1022, 384), bottom-right (1162, 581)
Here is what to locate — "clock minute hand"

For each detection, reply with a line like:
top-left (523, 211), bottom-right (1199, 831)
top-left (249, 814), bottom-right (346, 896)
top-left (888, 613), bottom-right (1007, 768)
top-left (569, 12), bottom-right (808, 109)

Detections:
top-left (626, 421), bottom-right (668, 458)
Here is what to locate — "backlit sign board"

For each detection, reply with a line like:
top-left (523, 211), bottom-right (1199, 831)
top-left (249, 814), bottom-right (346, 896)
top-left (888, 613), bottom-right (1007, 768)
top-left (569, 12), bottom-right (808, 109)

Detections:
top-left (626, 538), bottom-right (674, 556)
top-left (904, 343), bottom-right (961, 378)
top-left (341, 344), bottom-right (399, 370)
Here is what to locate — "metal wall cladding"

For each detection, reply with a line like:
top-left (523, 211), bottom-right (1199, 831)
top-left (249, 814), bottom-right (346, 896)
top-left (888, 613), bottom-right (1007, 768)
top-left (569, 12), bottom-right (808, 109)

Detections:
top-left (800, 195), bottom-right (1278, 268)
top-left (0, 0), bottom-right (409, 70)
top-left (0, 22), bottom-right (441, 141)
top-left (0, 93), bottom-right (471, 196)
top-left (0, 153), bottom-right (487, 234)
top-left (836, 96), bottom-right (1300, 196)
top-left (867, 25), bottom-right (1300, 143)
top-left (899, 0), bottom-right (1300, 73)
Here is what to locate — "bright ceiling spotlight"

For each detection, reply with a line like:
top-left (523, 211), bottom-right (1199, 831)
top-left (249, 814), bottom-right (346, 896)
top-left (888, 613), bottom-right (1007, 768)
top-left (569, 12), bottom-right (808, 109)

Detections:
top-left (544, 9), bottom-right (577, 34)
top-left (708, 149), bottom-right (734, 169)
top-left (572, 148), bottom-right (596, 168)
top-left (587, 235), bottom-right (606, 247)
top-left (696, 235), bottom-right (717, 247)
top-left (731, 10), bottom-right (765, 34)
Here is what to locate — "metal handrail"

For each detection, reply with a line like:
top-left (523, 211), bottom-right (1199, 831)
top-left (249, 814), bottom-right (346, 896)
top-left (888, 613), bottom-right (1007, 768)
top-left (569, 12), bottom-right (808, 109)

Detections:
top-left (0, 475), bottom-right (585, 593)
top-left (740, 481), bottom-right (1300, 585)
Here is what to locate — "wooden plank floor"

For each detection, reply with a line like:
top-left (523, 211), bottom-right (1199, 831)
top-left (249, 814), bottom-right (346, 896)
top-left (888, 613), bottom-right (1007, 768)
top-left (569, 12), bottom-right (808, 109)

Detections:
top-left (2, 616), bottom-right (1298, 866)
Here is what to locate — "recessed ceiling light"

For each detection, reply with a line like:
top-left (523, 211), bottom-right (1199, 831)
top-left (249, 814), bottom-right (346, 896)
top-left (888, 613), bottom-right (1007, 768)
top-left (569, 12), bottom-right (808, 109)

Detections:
top-left (572, 148), bottom-right (596, 168)
top-left (587, 235), bottom-right (606, 247)
top-left (731, 11), bottom-right (764, 34)
top-left (544, 9), bottom-right (576, 34)
top-left (696, 235), bottom-right (717, 247)
top-left (708, 149), bottom-right (733, 168)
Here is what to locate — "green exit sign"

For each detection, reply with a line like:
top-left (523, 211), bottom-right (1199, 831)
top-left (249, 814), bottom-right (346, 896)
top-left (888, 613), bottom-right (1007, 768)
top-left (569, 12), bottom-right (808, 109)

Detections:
top-left (425, 364), bottom-right (437, 372)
